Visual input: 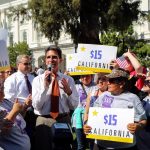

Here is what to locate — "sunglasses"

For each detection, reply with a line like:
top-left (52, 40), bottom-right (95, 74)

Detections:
top-left (144, 80), bottom-right (150, 86)
top-left (108, 78), bottom-right (122, 84)
top-left (20, 62), bottom-right (31, 66)
top-left (46, 55), bottom-right (58, 59)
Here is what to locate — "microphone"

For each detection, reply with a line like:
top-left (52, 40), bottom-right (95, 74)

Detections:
top-left (47, 64), bottom-right (52, 71)
top-left (47, 64), bottom-right (52, 82)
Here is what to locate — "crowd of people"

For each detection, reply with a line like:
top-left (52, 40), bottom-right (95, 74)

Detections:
top-left (0, 45), bottom-right (150, 150)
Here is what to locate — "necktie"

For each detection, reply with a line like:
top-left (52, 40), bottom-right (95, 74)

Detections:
top-left (50, 75), bottom-right (60, 119)
top-left (24, 75), bottom-right (32, 94)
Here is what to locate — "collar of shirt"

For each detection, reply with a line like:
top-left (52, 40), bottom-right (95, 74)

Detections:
top-left (43, 71), bottom-right (61, 79)
top-left (17, 70), bottom-right (30, 77)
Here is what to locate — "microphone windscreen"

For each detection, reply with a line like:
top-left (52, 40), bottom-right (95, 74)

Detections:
top-left (47, 64), bottom-right (52, 71)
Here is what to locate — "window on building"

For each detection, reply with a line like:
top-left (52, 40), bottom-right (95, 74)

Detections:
top-left (7, 16), bottom-right (13, 28)
top-left (140, 32), bottom-right (144, 39)
top-left (9, 32), bottom-right (13, 46)
top-left (20, 30), bottom-right (28, 42)
top-left (23, 30), bottom-right (27, 42)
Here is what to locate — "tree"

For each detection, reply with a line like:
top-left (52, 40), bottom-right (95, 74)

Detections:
top-left (100, 25), bottom-right (150, 67)
top-left (134, 43), bottom-right (150, 67)
top-left (28, 0), bottom-right (141, 45)
top-left (101, 25), bottom-right (137, 55)
top-left (8, 42), bottom-right (31, 66)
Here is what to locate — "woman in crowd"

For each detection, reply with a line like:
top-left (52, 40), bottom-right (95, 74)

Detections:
top-left (84, 68), bottom-right (147, 150)
top-left (4, 67), bottom-right (14, 79)
top-left (84, 73), bottom-right (108, 123)
top-left (110, 49), bottom-right (145, 90)
top-left (0, 71), bottom-right (5, 81)
top-left (0, 79), bottom-right (31, 150)
top-left (72, 74), bottom-right (95, 150)
top-left (136, 75), bottom-right (150, 150)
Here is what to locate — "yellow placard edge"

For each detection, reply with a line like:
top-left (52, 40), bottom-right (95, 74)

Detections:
top-left (76, 66), bottom-right (112, 73)
top-left (0, 66), bottom-right (11, 71)
top-left (69, 71), bottom-right (95, 76)
top-left (86, 134), bottom-right (133, 143)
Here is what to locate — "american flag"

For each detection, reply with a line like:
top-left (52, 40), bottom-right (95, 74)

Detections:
top-left (116, 56), bottom-right (129, 69)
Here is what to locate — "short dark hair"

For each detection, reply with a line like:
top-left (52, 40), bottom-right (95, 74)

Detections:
top-left (45, 45), bottom-right (62, 59)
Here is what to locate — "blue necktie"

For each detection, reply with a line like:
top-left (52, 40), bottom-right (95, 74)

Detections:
top-left (25, 75), bottom-right (32, 94)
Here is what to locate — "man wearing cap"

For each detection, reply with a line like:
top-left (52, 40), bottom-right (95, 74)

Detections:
top-left (84, 68), bottom-right (147, 150)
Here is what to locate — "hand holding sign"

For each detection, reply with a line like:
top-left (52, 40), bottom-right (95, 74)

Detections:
top-left (87, 107), bottom-right (134, 143)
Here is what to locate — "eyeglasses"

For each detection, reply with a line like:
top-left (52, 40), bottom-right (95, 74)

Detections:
top-left (144, 80), bottom-right (150, 86)
top-left (46, 55), bottom-right (58, 59)
top-left (20, 62), bottom-right (31, 66)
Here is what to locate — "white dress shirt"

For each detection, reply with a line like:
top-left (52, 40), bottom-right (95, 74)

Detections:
top-left (4, 71), bottom-right (35, 103)
top-left (36, 68), bottom-right (44, 75)
top-left (32, 71), bottom-right (79, 115)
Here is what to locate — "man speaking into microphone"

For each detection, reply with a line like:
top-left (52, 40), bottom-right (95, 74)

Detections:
top-left (32, 45), bottom-right (79, 150)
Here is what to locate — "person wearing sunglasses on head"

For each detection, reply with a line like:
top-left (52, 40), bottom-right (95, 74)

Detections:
top-left (84, 68), bottom-right (147, 150)
top-left (135, 76), bottom-right (150, 150)
top-left (4, 66), bottom-right (14, 79)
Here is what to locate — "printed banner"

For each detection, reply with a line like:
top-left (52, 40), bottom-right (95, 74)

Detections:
top-left (86, 107), bottom-right (134, 143)
top-left (0, 28), bottom-right (10, 71)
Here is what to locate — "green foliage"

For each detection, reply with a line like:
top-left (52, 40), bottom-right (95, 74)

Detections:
top-left (7, 0), bottom-right (141, 44)
top-left (100, 26), bottom-right (135, 55)
top-left (28, 0), bottom-right (80, 43)
top-left (100, 26), bottom-right (150, 67)
top-left (135, 44), bottom-right (150, 67)
top-left (106, 0), bottom-right (140, 31)
top-left (27, 0), bottom-right (141, 44)
top-left (8, 42), bottom-right (30, 67)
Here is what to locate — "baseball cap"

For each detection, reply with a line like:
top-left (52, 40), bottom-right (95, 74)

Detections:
top-left (106, 68), bottom-right (129, 79)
